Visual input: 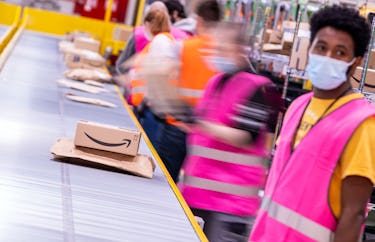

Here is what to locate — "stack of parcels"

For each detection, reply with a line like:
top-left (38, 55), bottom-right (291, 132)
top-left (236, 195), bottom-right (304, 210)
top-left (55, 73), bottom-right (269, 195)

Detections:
top-left (51, 121), bottom-right (156, 178)
top-left (263, 21), bottom-right (310, 60)
top-left (59, 31), bottom-right (111, 82)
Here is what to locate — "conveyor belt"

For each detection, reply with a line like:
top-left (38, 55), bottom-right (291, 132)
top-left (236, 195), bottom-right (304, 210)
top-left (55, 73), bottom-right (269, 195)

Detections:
top-left (0, 31), bottom-right (200, 242)
top-left (0, 24), bottom-right (9, 37)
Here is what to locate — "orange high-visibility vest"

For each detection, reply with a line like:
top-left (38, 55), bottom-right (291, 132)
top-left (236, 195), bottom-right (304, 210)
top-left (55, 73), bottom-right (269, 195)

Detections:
top-left (166, 35), bottom-right (218, 125)
top-left (178, 35), bottom-right (217, 107)
top-left (129, 33), bottom-right (175, 107)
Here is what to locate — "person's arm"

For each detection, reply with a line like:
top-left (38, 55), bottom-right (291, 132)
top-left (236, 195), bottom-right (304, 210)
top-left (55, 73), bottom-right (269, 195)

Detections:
top-left (195, 120), bottom-right (252, 147)
top-left (116, 34), bottom-right (136, 74)
top-left (334, 176), bottom-right (372, 242)
top-left (181, 82), bottom-right (282, 148)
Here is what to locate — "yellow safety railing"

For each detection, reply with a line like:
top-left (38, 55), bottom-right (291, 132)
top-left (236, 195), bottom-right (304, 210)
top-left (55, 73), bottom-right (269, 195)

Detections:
top-left (0, 2), bottom-right (21, 26)
top-left (21, 7), bottom-right (132, 55)
top-left (0, 2), bottom-right (21, 55)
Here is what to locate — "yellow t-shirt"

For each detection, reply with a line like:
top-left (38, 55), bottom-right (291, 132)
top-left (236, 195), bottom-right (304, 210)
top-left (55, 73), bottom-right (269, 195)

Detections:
top-left (292, 93), bottom-right (375, 218)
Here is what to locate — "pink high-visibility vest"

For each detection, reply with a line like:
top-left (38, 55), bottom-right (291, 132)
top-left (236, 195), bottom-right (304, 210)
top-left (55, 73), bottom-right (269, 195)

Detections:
top-left (179, 72), bottom-right (270, 216)
top-left (134, 26), bottom-right (189, 53)
top-left (250, 92), bottom-right (375, 242)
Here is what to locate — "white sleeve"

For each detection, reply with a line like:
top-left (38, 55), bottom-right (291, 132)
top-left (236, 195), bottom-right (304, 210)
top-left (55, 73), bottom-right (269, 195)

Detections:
top-left (148, 34), bottom-right (176, 58)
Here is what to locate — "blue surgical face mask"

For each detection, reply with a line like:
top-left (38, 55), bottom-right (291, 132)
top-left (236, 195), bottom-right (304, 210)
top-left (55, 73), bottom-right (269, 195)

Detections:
top-left (306, 53), bottom-right (356, 90)
top-left (205, 56), bottom-right (239, 73)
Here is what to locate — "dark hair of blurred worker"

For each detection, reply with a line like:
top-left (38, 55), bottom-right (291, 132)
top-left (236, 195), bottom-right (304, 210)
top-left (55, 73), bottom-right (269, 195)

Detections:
top-left (153, 0), bottom-right (222, 182)
top-left (250, 5), bottom-right (375, 242)
top-left (178, 22), bottom-right (282, 241)
top-left (163, 0), bottom-right (196, 35)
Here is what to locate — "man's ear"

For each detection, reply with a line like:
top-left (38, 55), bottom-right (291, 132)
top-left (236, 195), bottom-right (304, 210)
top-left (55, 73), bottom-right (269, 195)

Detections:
top-left (348, 57), bottom-right (362, 77)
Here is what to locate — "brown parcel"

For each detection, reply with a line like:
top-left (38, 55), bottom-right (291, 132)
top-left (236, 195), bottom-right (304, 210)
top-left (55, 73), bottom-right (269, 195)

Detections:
top-left (75, 120), bottom-right (141, 156)
top-left (64, 69), bottom-right (112, 82)
top-left (64, 51), bottom-right (106, 68)
top-left (281, 22), bottom-right (310, 52)
top-left (74, 37), bottom-right (101, 53)
top-left (65, 31), bottom-right (92, 42)
top-left (65, 93), bottom-right (116, 108)
top-left (57, 79), bottom-right (108, 94)
top-left (113, 27), bottom-right (132, 42)
top-left (269, 29), bottom-right (282, 44)
top-left (351, 67), bottom-right (375, 93)
top-left (51, 138), bottom-right (155, 179)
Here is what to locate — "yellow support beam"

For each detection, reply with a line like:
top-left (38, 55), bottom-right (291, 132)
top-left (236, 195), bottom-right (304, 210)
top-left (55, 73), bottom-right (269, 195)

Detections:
top-left (0, 2), bottom-right (21, 26)
top-left (0, 24), bottom-right (24, 71)
top-left (104, 0), bottom-right (114, 23)
top-left (135, 0), bottom-right (146, 26)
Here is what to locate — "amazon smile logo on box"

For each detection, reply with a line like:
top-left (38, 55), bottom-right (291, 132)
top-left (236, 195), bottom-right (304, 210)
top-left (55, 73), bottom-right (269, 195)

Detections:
top-left (75, 121), bottom-right (141, 156)
top-left (84, 132), bottom-right (131, 147)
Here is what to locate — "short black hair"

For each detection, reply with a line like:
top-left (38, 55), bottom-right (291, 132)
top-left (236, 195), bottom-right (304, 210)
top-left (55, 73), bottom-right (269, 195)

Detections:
top-left (196, 0), bottom-right (222, 22)
top-left (164, 0), bottom-right (186, 19)
top-left (310, 5), bottom-right (371, 57)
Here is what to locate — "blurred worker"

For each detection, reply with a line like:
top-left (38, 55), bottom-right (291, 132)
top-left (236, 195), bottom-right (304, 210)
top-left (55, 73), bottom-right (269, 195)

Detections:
top-left (154, 0), bottom-right (221, 182)
top-left (164, 0), bottom-right (196, 35)
top-left (129, 9), bottom-right (175, 144)
top-left (250, 5), bottom-right (375, 242)
top-left (115, 1), bottom-right (188, 74)
top-left (178, 22), bottom-right (282, 241)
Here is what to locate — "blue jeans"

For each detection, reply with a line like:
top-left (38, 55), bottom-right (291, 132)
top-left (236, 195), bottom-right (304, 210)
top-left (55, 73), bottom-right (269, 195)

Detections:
top-left (139, 107), bottom-right (162, 147)
top-left (155, 122), bottom-right (186, 182)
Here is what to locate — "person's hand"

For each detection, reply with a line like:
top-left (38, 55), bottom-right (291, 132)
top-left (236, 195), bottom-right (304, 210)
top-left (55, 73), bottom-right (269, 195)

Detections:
top-left (178, 122), bottom-right (196, 133)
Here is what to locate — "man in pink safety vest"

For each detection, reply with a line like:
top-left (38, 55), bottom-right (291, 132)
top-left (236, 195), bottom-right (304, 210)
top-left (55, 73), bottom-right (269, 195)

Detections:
top-left (250, 5), bottom-right (375, 242)
top-left (177, 22), bottom-right (283, 241)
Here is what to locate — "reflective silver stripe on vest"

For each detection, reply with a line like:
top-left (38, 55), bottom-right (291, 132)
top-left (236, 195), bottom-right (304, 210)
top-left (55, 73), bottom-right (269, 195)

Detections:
top-left (131, 86), bottom-right (146, 94)
top-left (183, 175), bottom-right (260, 197)
top-left (178, 88), bottom-right (203, 98)
top-left (189, 145), bottom-right (266, 167)
top-left (261, 196), bottom-right (334, 242)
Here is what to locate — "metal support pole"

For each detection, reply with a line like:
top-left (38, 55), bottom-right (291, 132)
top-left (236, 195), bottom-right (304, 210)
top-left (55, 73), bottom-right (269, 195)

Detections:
top-left (281, 6), bottom-right (303, 101)
top-left (257, 7), bottom-right (271, 73)
top-left (274, 6), bottom-right (303, 139)
top-left (359, 17), bottom-right (375, 93)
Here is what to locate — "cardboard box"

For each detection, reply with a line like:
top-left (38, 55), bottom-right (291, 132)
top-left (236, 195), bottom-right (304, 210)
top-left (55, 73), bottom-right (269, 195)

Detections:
top-left (281, 21), bottom-right (310, 51)
top-left (281, 31), bottom-right (294, 51)
top-left (263, 29), bottom-right (271, 43)
top-left (74, 37), bottom-right (100, 53)
top-left (51, 138), bottom-right (155, 179)
top-left (64, 68), bottom-right (112, 82)
top-left (113, 27), bottom-right (132, 42)
top-left (290, 37), bottom-right (309, 70)
top-left (74, 121), bottom-right (141, 156)
top-left (65, 93), bottom-right (116, 108)
top-left (351, 67), bottom-right (375, 93)
top-left (269, 29), bottom-right (282, 44)
top-left (65, 31), bottom-right (93, 42)
top-left (64, 51), bottom-right (106, 68)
